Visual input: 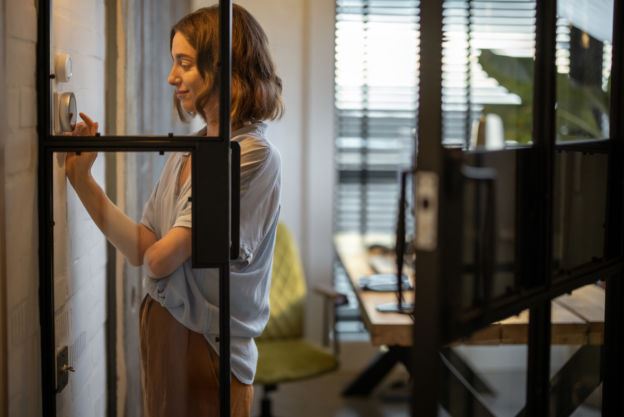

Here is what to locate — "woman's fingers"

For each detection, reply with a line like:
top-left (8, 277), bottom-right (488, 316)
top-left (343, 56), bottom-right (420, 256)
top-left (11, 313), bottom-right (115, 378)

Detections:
top-left (79, 112), bottom-right (96, 127)
top-left (71, 114), bottom-right (99, 136)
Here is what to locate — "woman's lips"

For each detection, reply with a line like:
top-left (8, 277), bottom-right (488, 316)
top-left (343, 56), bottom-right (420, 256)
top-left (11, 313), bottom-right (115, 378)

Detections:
top-left (176, 90), bottom-right (189, 97)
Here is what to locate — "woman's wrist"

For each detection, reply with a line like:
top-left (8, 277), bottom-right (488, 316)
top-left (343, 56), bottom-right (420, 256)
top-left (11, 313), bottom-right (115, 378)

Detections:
top-left (69, 173), bottom-right (96, 193)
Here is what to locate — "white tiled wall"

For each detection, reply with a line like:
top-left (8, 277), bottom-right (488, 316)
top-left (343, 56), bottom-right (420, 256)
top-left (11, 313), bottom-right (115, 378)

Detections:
top-left (4, 1), bottom-right (108, 416)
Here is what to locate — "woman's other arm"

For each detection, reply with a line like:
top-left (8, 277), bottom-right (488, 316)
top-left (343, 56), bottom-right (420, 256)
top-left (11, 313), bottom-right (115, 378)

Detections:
top-left (143, 227), bottom-right (191, 278)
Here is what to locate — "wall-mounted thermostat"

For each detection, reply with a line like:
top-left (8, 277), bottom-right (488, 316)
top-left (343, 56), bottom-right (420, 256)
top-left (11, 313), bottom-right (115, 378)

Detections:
top-left (54, 53), bottom-right (72, 82)
top-left (55, 92), bottom-right (77, 133)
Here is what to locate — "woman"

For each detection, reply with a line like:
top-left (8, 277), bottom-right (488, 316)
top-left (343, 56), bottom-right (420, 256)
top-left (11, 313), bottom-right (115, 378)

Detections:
top-left (66, 5), bottom-right (282, 416)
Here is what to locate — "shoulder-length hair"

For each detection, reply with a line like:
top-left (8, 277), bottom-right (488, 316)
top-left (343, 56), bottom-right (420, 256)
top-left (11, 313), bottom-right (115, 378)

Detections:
top-left (170, 4), bottom-right (284, 128)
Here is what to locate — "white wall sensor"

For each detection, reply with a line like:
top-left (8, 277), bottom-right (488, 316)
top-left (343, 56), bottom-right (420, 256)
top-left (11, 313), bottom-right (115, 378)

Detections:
top-left (54, 53), bottom-right (73, 82)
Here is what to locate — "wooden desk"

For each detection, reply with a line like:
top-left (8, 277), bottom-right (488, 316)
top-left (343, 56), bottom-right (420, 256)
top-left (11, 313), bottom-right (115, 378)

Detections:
top-left (335, 232), bottom-right (605, 411)
top-left (335, 233), bottom-right (605, 347)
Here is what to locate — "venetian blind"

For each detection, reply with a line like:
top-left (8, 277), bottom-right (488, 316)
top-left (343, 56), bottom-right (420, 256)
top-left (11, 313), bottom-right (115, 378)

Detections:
top-left (334, 0), bottom-right (420, 234)
top-left (334, 0), bottom-right (539, 234)
top-left (442, 0), bottom-right (536, 146)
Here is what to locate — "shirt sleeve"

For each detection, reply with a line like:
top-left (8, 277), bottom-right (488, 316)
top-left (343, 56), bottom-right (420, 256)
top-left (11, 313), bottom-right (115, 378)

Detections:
top-left (140, 181), bottom-right (160, 235)
top-left (173, 186), bottom-right (193, 229)
top-left (240, 141), bottom-right (270, 194)
top-left (236, 136), bottom-right (281, 265)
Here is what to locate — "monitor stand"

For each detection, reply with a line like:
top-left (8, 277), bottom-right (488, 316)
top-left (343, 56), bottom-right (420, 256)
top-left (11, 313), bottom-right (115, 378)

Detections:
top-left (375, 168), bottom-right (414, 316)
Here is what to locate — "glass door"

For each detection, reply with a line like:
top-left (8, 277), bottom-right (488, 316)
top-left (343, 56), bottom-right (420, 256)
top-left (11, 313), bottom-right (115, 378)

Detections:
top-left (412, 0), bottom-right (623, 415)
top-left (37, 2), bottom-right (237, 417)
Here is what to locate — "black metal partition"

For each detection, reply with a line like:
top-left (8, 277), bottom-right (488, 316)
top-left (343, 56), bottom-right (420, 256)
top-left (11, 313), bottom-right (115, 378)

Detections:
top-left (413, 0), bottom-right (624, 415)
top-left (37, 2), bottom-right (236, 417)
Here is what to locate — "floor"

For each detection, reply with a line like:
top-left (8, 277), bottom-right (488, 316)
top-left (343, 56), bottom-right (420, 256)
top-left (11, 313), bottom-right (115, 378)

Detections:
top-left (251, 342), bottom-right (603, 417)
top-left (252, 363), bottom-right (412, 417)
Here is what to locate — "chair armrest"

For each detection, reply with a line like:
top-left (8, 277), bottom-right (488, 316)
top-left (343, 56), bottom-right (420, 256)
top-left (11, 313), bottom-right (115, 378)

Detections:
top-left (312, 283), bottom-right (348, 306)
top-left (313, 283), bottom-right (348, 355)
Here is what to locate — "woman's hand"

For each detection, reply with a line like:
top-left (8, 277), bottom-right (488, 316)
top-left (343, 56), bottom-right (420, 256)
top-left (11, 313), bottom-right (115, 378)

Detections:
top-left (65, 112), bottom-right (99, 187)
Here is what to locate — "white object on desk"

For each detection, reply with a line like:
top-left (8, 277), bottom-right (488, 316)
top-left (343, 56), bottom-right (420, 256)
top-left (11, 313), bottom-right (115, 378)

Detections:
top-left (470, 113), bottom-right (505, 150)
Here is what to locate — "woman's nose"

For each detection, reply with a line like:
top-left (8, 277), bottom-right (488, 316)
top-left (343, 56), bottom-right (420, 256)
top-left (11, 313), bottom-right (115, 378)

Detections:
top-left (167, 68), bottom-right (179, 86)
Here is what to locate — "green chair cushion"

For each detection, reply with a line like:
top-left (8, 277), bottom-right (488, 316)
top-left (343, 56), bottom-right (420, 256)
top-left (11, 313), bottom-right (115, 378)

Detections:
top-left (258, 223), bottom-right (306, 341)
top-left (255, 339), bottom-right (338, 386)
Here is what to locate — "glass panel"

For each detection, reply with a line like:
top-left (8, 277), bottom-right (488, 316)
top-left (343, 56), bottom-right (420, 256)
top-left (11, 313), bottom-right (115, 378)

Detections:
top-left (556, 0), bottom-right (613, 141)
top-left (50, 2), bottom-right (218, 138)
top-left (549, 285), bottom-right (604, 416)
top-left (442, 0), bottom-right (537, 147)
top-left (553, 151), bottom-right (607, 274)
top-left (460, 151), bottom-right (518, 308)
top-left (52, 151), bottom-right (224, 416)
top-left (440, 313), bottom-right (529, 416)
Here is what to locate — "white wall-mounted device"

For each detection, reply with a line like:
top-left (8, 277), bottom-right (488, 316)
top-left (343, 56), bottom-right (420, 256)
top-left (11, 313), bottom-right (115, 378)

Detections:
top-left (52, 52), bottom-right (76, 134)
top-left (54, 53), bottom-right (73, 83)
top-left (54, 92), bottom-right (77, 133)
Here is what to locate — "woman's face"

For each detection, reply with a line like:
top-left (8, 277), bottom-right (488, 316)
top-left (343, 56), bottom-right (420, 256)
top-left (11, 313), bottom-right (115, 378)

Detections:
top-left (168, 32), bottom-right (205, 115)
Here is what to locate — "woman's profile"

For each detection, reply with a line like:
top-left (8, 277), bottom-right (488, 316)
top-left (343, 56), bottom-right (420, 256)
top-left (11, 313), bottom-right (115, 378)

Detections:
top-left (65, 4), bottom-right (282, 416)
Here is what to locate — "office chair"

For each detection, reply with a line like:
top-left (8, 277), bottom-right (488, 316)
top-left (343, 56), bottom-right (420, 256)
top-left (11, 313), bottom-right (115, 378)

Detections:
top-left (255, 223), bottom-right (347, 417)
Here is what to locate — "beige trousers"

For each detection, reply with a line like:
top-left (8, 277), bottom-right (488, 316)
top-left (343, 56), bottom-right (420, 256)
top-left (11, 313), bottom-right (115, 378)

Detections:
top-left (140, 295), bottom-right (254, 417)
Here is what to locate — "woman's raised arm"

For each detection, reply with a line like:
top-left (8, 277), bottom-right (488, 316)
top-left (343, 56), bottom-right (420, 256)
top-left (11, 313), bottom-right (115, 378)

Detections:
top-left (65, 112), bottom-right (157, 266)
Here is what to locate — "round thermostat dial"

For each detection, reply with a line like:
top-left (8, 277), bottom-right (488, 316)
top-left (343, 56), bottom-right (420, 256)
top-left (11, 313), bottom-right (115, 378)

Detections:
top-left (59, 92), bottom-right (77, 132)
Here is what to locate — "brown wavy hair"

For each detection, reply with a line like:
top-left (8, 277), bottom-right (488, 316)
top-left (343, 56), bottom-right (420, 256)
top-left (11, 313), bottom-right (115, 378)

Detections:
top-left (171, 4), bottom-right (284, 128)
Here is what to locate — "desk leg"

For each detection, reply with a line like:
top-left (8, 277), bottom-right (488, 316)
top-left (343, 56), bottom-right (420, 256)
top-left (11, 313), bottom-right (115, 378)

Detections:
top-left (515, 345), bottom-right (602, 417)
top-left (342, 346), bottom-right (411, 396)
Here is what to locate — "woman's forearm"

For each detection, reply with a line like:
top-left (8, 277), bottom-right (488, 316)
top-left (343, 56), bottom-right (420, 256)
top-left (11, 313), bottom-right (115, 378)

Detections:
top-left (70, 175), bottom-right (156, 266)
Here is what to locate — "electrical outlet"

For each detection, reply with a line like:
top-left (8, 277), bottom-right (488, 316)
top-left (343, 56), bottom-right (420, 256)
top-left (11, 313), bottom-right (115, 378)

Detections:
top-left (56, 345), bottom-right (72, 393)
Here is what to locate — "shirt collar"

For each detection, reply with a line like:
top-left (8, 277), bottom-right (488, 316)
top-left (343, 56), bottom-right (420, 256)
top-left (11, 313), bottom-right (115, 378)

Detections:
top-left (184, 122), bottom-right (266, 157)
top-left (193, 122), bottom-right (266, 138)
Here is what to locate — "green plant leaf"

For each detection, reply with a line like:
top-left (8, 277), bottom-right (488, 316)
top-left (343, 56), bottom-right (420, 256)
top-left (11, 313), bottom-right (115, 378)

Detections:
top-left (477, 49), bottom-right (609, 142)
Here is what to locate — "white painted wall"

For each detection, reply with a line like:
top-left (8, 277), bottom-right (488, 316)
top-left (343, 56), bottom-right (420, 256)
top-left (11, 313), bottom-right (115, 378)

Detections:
top-left (3, 0), bottom-right (108, 416)
top-left (190, 0), bottom-right (336, 343)
top-left (52, 1), bottom-right (108, 416)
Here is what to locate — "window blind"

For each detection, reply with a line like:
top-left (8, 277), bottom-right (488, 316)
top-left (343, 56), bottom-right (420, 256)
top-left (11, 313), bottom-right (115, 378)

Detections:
top-left (334, 0), bottom-right (538, 234)
top-left (334, 0), bottom-right (420, 234)
top-left (442, 0), bottom-right (536, 146)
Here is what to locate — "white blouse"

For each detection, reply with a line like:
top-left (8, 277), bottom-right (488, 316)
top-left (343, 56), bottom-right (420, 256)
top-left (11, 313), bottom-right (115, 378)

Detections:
top-left (140, 122), bottom-right (281, 384)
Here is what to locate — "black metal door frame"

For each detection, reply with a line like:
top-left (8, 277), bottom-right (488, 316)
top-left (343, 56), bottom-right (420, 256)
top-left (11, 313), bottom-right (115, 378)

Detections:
top-left (601, 0), bottom-right (624, 413)
top-left (412, 0), bottom-right (624, 415)
top-left (36, 2), bottom-right (237, 417)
